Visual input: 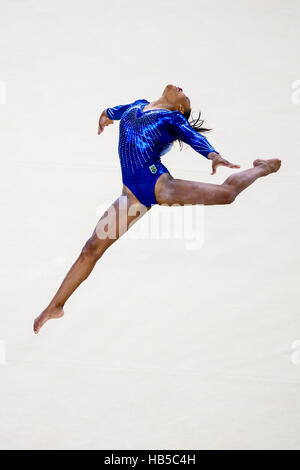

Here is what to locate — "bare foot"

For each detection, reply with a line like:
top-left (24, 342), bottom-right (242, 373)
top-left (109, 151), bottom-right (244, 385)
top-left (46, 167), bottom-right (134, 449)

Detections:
top-left (33, 305), bottom-right (64, 334)
top-left (253, 158), bottom-right (281, 176)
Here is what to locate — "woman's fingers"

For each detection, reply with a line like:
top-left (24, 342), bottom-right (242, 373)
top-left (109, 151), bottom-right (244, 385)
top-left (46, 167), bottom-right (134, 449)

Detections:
top-left (98, 112), bottom-right (106, 134)
top-left (211, 161), bottom-right (218, 174)
top-left (220, 160), bottom-right (240, 169)
top-left (98, 117), bottom-right (103, 134)
top-left (211, 158), bottom-right (240, 175)
top-left (98, 116), bottom-right (113, 134)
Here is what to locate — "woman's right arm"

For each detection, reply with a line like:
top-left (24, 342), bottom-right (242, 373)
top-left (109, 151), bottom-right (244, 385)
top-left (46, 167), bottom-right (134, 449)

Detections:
top-left (98, 99), bottom-right (148, 134)
top-left (98, 104), bottom-right (132, 134)
top-left (98, 109), bottom-right (113, 134)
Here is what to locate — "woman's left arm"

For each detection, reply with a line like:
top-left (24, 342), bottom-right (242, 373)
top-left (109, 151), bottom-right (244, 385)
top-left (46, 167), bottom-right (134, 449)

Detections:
top-left (207, 152), bottom-right (240, 175)
top-left (171, 112), bottom-right (240, 174)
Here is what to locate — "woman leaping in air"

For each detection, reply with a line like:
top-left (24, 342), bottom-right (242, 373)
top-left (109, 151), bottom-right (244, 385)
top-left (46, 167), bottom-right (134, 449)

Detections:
top-left (34, 84), bottom-right (281, 333)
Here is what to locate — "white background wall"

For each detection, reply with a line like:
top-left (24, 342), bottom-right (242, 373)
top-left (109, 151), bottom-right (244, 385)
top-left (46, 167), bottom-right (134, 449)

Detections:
top-left (0, 0), bottom-right (299, 449)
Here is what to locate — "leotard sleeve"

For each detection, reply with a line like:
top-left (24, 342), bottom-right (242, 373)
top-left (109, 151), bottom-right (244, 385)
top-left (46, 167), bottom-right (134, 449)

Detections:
top-left (170, 112), bottom-right (218, 158)
top-left (106, 99), bottom-right (149, 120)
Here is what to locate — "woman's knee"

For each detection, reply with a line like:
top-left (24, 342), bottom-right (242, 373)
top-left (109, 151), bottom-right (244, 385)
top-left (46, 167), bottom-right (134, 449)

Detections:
top-left (221, 186), bottom-right (236, 204)
top-left (81, 235), bottom-right (107, 260)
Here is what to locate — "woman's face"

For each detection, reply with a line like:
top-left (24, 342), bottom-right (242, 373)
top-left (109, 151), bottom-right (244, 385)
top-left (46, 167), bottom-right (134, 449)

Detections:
top-left (162, 84), bottom-right (191, 115)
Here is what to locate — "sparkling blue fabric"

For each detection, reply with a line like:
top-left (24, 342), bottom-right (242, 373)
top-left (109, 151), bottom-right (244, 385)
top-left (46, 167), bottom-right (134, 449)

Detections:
top-left (106, 99), bottom-right (217, 206)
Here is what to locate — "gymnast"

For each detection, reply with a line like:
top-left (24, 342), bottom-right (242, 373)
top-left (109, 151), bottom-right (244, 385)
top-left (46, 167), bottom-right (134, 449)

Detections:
top-left (34, 84), bottom-right (281, 333)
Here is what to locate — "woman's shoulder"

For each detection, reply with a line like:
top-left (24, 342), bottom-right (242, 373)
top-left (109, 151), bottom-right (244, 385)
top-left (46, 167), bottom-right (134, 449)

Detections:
top-left (133, 98), bottom-right (150, 105)
top-left (163, 110), bottom-right (188, 126)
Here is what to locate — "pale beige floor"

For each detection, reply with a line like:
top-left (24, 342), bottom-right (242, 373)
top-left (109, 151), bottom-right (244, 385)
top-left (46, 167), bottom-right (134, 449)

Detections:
top-left (0, 0), bottom-right (300, 450)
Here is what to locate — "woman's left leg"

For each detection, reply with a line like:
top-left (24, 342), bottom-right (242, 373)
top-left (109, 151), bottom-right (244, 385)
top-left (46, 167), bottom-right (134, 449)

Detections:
top-left (33, 188), bottom-right (148, 333)
top-left (155, 158), bottom-right (281, 206)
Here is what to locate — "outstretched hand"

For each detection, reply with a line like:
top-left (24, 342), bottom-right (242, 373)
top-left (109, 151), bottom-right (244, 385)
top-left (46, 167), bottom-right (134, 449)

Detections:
top-left (208, 152), bottom-right (240, 175)
top-left (98, 110), bottom-right (113, 135)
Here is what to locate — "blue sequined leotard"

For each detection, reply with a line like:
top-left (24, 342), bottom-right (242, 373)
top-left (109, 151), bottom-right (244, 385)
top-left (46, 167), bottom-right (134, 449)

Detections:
top-left (106, 99), bottom-right (218, 207)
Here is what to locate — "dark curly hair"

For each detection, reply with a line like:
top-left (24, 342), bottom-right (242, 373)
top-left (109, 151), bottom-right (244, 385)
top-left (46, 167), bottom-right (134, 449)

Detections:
top-left (178, 110), bottom-right (211, 149)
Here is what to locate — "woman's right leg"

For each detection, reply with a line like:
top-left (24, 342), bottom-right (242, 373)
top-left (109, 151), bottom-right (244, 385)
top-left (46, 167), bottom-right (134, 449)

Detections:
top-left (33, 187), bottom-right (148, 333)
top-left (155, 159), bottom-right (281, 206)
